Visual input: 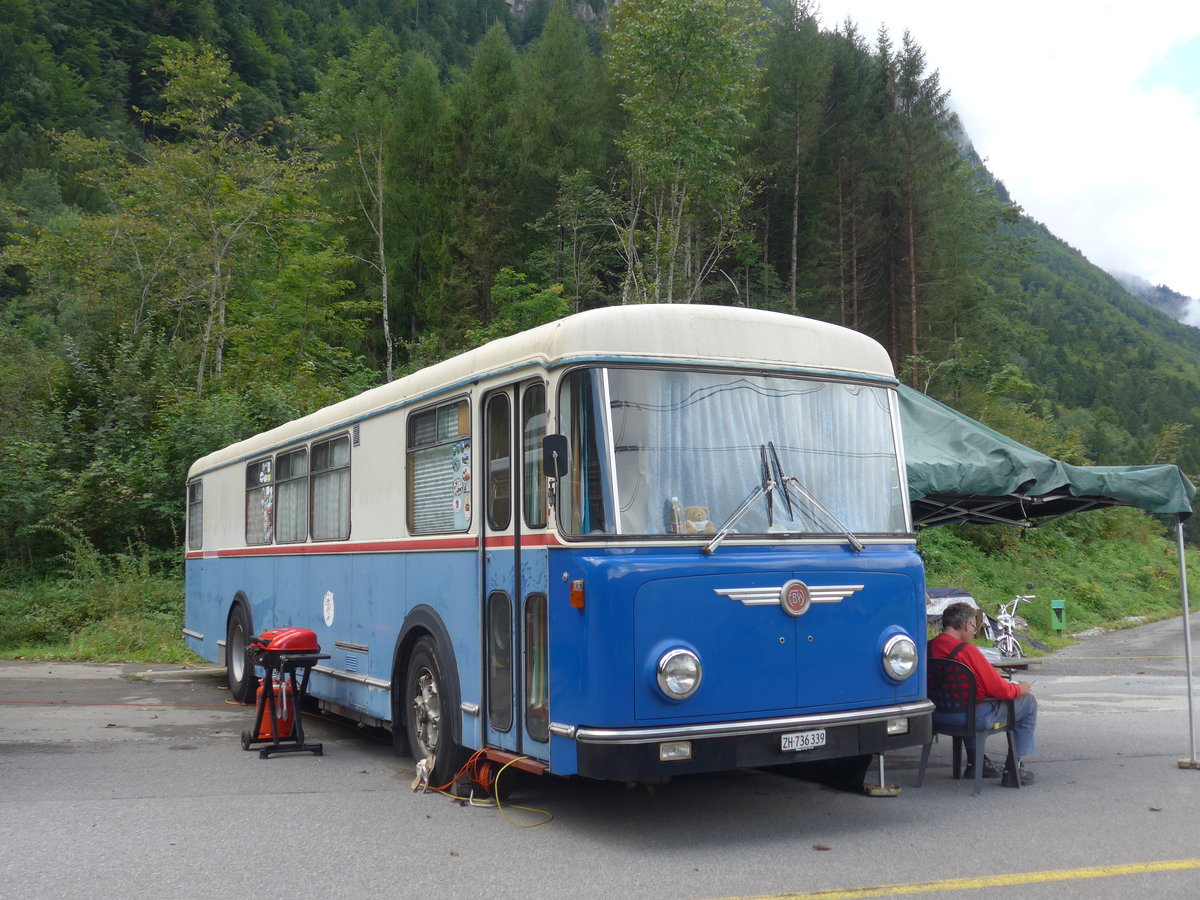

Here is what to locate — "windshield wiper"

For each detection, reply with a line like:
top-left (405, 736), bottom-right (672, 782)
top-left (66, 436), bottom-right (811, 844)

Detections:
top-left (703, 442), bottom-right (864, 555)
top-left (703, 445), bottom-right (774, 555)
top-left (778, 471), bottom-right (864, 553)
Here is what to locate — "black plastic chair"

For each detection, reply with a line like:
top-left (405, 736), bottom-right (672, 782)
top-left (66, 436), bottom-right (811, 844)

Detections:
top-left (916, 657), bottom-right (1020, 795)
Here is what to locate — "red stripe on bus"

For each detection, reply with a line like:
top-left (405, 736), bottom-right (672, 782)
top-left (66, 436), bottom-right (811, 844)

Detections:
top-left (184, 532), bottom-right (563, 560)
top-left (483, 533), bottom-right (562, 549)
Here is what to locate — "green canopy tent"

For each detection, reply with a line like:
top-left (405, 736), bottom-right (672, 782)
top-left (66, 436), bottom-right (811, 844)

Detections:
top-left (898, 385), bottom-right (1200, 767)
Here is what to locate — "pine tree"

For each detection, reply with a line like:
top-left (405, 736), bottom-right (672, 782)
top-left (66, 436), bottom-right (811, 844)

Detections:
top-left (755, 1), bottom-right (829, 312)
top-left (304, 29), bottom-right (406, 379)
top-left (439, 23), bottom-right (523, 331)
top-left (608, 0), bottom-right (762, 304)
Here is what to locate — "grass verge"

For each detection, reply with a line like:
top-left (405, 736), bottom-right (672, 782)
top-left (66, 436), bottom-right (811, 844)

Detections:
top-left (0, 536), bottom-right (202, 664)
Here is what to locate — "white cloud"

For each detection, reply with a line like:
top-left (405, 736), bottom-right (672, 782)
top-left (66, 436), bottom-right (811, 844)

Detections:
top-left (814, 1), bottom-right (1200, 298)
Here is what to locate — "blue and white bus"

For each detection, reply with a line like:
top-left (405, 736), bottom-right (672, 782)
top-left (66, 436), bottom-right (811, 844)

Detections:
top-left (184, 305), bottom-right (932, 787)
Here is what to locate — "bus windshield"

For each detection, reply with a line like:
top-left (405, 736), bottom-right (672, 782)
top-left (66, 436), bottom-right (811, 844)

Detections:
top-left (558, 367), bottom-right (908, 538)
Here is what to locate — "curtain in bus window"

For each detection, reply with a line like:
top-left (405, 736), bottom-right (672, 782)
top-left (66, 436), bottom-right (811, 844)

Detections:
top-left (245, 459), bottom-right (273, 545)
top-left (312, 436), bottom-right (350, 540)
top-left (408, 400), bottom-right (471, 534)
top-left (275, 448), bottom-right (309, 542)
top-left (638, 371), bottom-right (757, 534)
top-left (631, 372), bottom-right (903, 536)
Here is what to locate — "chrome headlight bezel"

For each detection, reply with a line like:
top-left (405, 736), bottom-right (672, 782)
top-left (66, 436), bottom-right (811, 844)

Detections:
top-left (656, 648), bottom-right (703, 700)
top-left (882, 633), bottom-right (918, 681)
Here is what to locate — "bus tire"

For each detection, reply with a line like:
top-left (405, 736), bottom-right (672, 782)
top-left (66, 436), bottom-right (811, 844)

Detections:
top-left (226, 604), bottom-right (257, 704)
top-left (405, 636), bottom-right (466, 788)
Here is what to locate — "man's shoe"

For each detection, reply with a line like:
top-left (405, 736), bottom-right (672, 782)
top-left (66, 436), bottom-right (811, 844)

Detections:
top-left (964, 756), bottom-right (1003, 779)
top-left (1001, 763), bottom-right (1035, 787)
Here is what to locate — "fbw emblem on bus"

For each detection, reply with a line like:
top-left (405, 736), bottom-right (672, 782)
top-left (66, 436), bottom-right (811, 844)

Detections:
top-left (780, 580), bottom-right (811, 617)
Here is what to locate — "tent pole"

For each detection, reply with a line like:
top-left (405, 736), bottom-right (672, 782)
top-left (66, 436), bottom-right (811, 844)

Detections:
top-left (1176, 516), bottom-right (1199, 769)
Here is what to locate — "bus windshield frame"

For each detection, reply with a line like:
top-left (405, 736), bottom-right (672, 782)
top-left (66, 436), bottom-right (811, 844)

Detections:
top-left (556, 366), bottom-right (909, 539)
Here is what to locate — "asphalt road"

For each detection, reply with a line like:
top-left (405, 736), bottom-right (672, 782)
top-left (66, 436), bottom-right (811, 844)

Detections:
top-left (3, 614), bottom-right (1200, 900)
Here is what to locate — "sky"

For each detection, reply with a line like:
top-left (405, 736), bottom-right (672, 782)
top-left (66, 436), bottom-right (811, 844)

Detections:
top-left (813, 1), bottom-right (1200, 300)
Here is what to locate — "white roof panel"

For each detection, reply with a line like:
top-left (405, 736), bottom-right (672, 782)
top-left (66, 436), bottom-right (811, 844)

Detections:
top-left (189, 306), bottom-right (894, 477)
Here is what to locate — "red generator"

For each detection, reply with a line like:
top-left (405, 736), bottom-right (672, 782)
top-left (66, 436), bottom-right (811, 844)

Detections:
top-left (253, 677), bottom-right (294, 741)
top-left (240, 627), bottom-right (329, 759)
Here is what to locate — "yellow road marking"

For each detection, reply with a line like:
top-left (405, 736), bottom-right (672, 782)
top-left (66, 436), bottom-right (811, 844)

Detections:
top-left (1057, 655), bottom-right (1182, 660)
top-left (718, 858), bottom-right (1200, 899)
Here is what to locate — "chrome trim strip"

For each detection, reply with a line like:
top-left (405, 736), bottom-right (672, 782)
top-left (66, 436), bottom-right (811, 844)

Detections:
top-left (334, 640), bottom-right (370, 654)
top-left (551, 536), bottom-right (917, 550)
top-left (810, 584), bottom-right (865, 602)
top-left (549, 722), bottom-right (577, 739)
top-left (716, 584), bottom-right (864, 607)
top-left (182, 628), bottom-right (203, 640)
top-left (311, 664), bottom-right (390, 691)
top-left (573, 700), bottom-right (933, 745)
top-left (461, 702), bottom-right (480, 716)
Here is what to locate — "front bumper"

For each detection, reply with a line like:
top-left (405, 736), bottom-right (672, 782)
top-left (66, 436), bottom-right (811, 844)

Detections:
top-left (569, 700), bottom-right (933, 781)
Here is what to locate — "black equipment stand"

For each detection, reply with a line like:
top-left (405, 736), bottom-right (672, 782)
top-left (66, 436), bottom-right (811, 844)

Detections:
top-left (240, 649), bottom-right (330, 759)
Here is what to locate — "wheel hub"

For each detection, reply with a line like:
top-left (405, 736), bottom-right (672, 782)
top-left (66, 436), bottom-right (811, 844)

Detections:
top-left (412, 667), bottom-right (441, 757)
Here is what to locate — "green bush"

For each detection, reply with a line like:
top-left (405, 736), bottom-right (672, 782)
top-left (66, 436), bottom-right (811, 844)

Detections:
top-left (920, 507), bottom-right (1197, 648)
top-left (0, 533), bottom-right (196, 662)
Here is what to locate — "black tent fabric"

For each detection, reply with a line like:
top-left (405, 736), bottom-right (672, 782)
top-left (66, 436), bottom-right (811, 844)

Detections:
top-left (898, 385), bottom-right (1195, 527)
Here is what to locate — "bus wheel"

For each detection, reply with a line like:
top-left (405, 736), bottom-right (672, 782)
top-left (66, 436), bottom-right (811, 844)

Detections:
top-left (405, 636), bottom-right (466, 788)
top-left (226, 604), bottom-right (257, 704)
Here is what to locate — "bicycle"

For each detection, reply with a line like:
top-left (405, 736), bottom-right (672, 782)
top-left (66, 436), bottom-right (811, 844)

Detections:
top-left (991, 584), bottom-right (1035, 658)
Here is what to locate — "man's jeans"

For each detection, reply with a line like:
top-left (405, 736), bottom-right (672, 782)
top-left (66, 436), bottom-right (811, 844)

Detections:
top-left (967, 693), bottom-right (1038, 759)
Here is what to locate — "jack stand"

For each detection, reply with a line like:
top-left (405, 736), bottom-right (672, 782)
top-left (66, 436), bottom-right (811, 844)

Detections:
top-left (863, 754), bottom-right (902, 797)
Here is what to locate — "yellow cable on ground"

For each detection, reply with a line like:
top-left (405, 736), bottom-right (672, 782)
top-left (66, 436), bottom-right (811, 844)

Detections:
top-left (426, 753), bottom-right (553, 827)
top-left (491, 757), bottom-right (553, 828)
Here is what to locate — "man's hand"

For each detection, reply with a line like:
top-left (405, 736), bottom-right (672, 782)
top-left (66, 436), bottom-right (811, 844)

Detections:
top-left (1017, 680), bottom-right (1033, 696)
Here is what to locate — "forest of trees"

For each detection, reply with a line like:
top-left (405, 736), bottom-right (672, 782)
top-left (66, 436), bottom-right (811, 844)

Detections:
top-left (3, 0), bottom-right (1199, 573)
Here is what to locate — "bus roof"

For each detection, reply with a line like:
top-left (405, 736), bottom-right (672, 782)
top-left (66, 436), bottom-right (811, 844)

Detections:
top-left (188, 305), bottom-right (894, 478)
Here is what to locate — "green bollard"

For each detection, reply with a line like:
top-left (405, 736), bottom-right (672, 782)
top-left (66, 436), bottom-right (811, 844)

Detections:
top-left (1050, 599), bottom-right (1065, 631)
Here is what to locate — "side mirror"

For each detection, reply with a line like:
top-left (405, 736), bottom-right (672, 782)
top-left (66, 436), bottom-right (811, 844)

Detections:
top-left (542, 434), bottom-right (569, 478)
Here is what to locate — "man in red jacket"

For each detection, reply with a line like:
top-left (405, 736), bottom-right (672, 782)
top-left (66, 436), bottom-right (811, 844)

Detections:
top-left (929, 601), bottom-right (1038, 786)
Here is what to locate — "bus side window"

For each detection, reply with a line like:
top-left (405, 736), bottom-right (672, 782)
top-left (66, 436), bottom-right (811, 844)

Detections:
top-left (408, 398), bottom-right (471, 534)
top-left (486, 393), bottom-right (511, 530)
top-left (275, 448), bottom-right (309, 542)
top-left (245, 458), bottom-right (273, 545)
top-left (187, 481), bottom-right (203, 550)
top-left (559, 370), bottom-right (613, 535)
top-left (522, 383), bottom-right (547, 529)
top-left (312, 436), bottom-right (350, 541)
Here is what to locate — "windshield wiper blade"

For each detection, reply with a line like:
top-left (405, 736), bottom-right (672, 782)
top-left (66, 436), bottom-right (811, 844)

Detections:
top-left (704, 443), bottom-right (865, 555)
top-left (779, 473), bottom-right (864, 553)
top-left (704, 444), bottom-right (775, 555)
top-left (768, 441), bottom-right (794, 521)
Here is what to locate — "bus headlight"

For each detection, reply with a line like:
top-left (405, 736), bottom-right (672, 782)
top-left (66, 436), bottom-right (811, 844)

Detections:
top-left (882, 634), bottom-right (918, 681)
top-left (657, 648), bottom-right (702, 699)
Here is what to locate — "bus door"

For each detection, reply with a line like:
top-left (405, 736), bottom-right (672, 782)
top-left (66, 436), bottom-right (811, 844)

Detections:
top-left (482, 381), bottom-right (551, 758)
